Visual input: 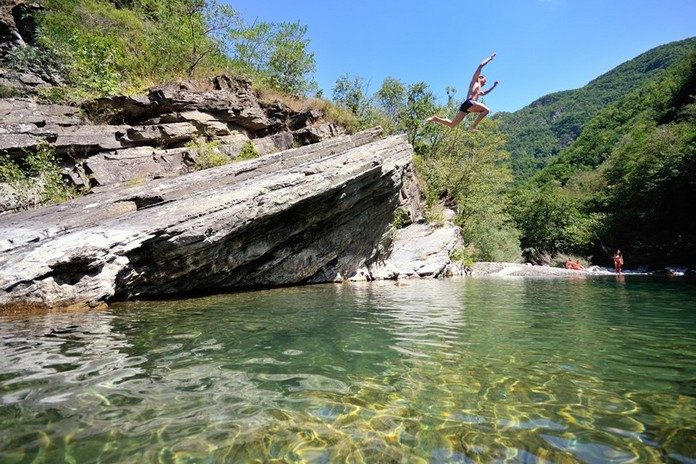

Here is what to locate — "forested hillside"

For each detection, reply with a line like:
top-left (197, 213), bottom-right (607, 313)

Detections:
top-left (497, 37), bottom-right (696, 182)
top-left (512, 50), bottom-right (696, 265)
top-left (3, 0), bottom-right (318, 100)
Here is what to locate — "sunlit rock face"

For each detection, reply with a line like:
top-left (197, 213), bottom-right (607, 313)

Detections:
top-left (0, 129), bottom-right (415, 308)
top-left (0, 0), bottom-right (61, 93)
top-left (0, 75), bottom-right (345, 212)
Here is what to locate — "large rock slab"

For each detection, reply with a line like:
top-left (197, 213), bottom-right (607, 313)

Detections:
top-left (293, 122), bottom-right (346, 144)
top-left (120, 122), bottom-right (199, 147)
top-left (83, 76), bottom-right (324, 135)
top-left (368, 223), bottom-right (467, 279)
top-left (0, 98), bottom-right (82, 155)
top-left (0, 129), bottom-right (412, 309)
top-left (84, 76), bottom-right (270, 130)
top-left (0, 75), bottom-right (339, 198)
top-left (84, 147), bottom-right (190, 187)
top-left (0, 98), bottom-right (80, 126)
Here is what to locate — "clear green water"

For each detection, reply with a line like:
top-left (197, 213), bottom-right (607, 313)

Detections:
top-left (1, 277), bottom-right (696, 463)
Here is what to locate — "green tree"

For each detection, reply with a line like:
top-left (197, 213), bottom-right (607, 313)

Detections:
top-left (34, 0), bottom-right (320, 98)
top-left (417, 122), bottom-right (521, 261)
top-left (601, 116), bottom-right (696, 263)
top-left (399, 82), bottom-right (439, 154)
top-left (230, 20), bottom-right (316, 95)
top-left (266, 21), bottom-right (316, 95)
top-left (375, 76), bottom-right (406, 122)
top-left (174, 0), bottom-right (239, 78)
top-left (231, 20), bottom-right (274, 73)
top-left (36, 0), bottom-right (237, 97)
top-left (497, 37), bottom-right (696, 182)
top-left (332, 74), bottom-right (371, 116)
top-left (505, 50), bottom-right (696, 265)
top-left (510, 184), bottom-right (602, 255)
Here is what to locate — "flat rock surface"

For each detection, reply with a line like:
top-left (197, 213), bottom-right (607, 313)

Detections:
top-left (473, 262), bottom-right (590, 277)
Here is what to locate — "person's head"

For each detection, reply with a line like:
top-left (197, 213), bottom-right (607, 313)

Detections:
top-left (478, 75), bottom-right (487, 86)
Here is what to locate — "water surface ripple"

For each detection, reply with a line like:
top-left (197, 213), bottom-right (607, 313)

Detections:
top-left (1, 277), bottom-right (695, 463)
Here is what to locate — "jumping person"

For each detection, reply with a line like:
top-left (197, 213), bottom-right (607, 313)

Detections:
top-left (426, 53), bottom-right (499, 132)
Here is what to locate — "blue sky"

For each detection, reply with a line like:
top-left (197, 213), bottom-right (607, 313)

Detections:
top-left (226, 0), bottom-right (696, 113)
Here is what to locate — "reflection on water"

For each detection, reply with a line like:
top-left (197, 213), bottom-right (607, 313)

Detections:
top-left (1, 277), bottom-right (696, 463)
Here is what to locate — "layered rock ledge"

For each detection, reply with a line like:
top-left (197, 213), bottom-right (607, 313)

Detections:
top-left (1, 75), bottom-right (345, 212)
top-left (0, 129), bottom-right (416, 309)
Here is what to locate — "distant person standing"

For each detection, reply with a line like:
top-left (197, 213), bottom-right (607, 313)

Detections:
top-left (613, 250), bottom-right (624, 274)
top-left (426, 53), bottom-right (499, 132)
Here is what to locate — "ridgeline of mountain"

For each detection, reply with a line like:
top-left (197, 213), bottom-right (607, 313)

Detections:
top-left (534, 51), bottom-right (696, 187)
top-left (498, 36), bottom-right (696, 182)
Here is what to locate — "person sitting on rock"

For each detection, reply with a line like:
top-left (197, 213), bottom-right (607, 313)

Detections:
top-left (565, 259), bottom-right (585, 271)
top-left (426, 53), bottom-right (499, 132)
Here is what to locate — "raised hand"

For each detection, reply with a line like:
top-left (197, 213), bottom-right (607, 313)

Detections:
top-left (481, 53), bottom-right (497, 67)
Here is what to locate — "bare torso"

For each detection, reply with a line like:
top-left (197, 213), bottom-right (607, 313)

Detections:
top-left (468, 82), bottom-right (483, 101)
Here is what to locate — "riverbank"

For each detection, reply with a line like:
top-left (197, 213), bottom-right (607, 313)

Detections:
top-left (472, 262), bottom-right (693, 277)
top-left (474, 262), bottom-right (611, 277)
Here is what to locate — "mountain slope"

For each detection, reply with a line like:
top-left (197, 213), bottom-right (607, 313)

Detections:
top-left (513, 51), bottom-right (696, 265)
top-left (498, 36), bottom-right (696, 181)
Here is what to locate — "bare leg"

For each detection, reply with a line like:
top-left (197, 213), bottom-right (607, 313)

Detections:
top-left (467, 102), bottom-right (490, 131)
top-left (426, 111), bottom-right (467, 128)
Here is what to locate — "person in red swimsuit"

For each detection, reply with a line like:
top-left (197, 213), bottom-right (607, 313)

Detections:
top-left (426, 52), bottom-right (500, 132)
top-left (613, 250), bottom-right (624, 274)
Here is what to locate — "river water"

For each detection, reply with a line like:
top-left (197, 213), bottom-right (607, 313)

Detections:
top-left (1, 277), bottom-right (695, 463)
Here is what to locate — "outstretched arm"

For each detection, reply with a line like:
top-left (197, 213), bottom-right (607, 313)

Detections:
top-left (468, 52), bottom-right (496, 94)
top-left (481, 80), bottom-right (500, 96)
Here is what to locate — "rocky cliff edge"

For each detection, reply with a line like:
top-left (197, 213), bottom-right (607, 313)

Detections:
top-left (1, 129), bottom-right (420, 308)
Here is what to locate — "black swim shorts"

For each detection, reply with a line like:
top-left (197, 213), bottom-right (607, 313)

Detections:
top-left (459, 99), bottom-right (475, 113)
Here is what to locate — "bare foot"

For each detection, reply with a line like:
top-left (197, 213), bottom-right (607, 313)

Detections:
top-left (425, 116), bottom-right (435, 123)
top-left (468, 127), bottom-right (480, 132)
